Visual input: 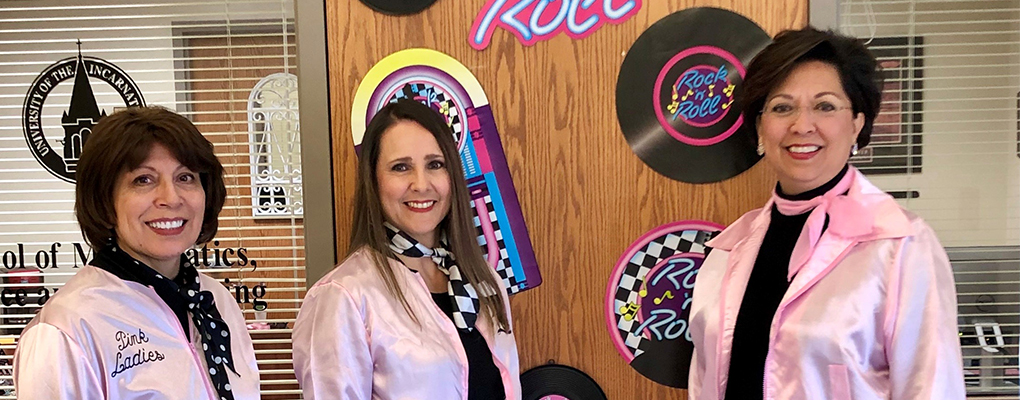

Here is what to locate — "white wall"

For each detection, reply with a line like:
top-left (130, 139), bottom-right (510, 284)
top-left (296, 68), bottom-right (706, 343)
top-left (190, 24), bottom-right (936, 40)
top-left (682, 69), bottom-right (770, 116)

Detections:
top-left (0, 0), bottom-right (294, 274)
top-left (843, 0), bottom-right (1020, 248)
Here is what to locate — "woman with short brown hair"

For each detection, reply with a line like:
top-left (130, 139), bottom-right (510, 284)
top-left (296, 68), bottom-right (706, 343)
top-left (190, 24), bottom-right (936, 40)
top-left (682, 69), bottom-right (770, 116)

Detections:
top-left (688, 27), bottom-right (964, 399)
top-left (14, 106), bottom-right (261, 400)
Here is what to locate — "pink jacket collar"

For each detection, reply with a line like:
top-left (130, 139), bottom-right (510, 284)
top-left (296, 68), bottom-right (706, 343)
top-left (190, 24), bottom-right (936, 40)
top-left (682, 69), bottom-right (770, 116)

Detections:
top-left (708, 167), bottom-right (914, 277)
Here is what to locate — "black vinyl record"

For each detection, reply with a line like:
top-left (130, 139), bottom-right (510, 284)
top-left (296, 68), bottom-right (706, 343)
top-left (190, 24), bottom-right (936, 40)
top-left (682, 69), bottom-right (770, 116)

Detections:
top-left (358, 0), bottom-right (437, 15)
top-left (616, 7), bottom-right (771, 183)
top-left (521, 364), bottom-right (607, 400)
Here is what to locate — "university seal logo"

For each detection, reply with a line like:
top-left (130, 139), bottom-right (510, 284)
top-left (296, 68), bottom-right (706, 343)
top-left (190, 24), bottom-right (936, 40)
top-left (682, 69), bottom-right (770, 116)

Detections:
top-left (22, 42), bottom-right (144, 183)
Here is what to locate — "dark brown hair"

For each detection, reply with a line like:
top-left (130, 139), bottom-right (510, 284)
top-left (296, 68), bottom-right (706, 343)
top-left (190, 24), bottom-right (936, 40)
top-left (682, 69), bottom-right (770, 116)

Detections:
top-left (740, 26), bottom-right (883, 148)
top-left (75, 106), bottom-right (226, 250)
top-left (350, 99), bottom-right (511, 332)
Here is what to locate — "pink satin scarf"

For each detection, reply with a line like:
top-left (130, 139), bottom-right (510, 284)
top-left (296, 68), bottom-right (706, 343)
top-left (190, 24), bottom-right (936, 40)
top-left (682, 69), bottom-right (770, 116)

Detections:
top-left (772, 171), bottom-right (875, 281)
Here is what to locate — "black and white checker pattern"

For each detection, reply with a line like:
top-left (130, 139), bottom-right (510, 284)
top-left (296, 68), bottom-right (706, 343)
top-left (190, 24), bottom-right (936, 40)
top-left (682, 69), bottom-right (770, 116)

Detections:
top-left (612, 229), bottom-right (716, 358)
top-left (385, 222), bottom-right (481, 330)
top-left (471, 194), bottom-right (521, 294)
top-left (394, 83), bottom-right (464, 143)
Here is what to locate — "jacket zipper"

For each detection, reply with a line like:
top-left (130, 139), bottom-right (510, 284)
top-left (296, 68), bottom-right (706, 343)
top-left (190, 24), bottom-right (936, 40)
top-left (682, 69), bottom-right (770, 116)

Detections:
top-left (410, 272), bottom-right (471, 400)
top-left (408, 265), bottom-right (515, 400)
top-left (763, 335), bottom-right (773, 399)
top-left (145, 286), bottom-right (218, 400)
top-left (477, 306), bottom-right (513, 400)
top-left (760, 242), bottom-right (859, 400)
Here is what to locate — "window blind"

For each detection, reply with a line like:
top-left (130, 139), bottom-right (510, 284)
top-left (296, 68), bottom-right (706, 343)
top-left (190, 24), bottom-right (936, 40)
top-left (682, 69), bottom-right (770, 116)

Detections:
top-left (841, 0), bottom-right (1020, 397)
top-left (0, 1), bottom-right (304, 398)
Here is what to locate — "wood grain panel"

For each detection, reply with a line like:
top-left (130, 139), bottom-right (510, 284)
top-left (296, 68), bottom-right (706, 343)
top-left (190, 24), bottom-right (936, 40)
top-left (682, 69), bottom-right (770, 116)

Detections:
top-left (327, 2), bottom-right (805, 398)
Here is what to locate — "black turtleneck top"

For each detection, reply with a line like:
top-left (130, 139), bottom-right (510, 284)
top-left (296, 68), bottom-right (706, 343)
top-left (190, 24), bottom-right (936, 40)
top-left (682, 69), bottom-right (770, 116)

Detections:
top-left (724, 165), bottom-right (848, 400)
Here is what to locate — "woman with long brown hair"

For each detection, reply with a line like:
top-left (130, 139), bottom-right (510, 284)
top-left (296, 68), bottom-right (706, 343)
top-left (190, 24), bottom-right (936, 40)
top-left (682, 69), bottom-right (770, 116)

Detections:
top-left (293, 99), bottom-right (520, 399)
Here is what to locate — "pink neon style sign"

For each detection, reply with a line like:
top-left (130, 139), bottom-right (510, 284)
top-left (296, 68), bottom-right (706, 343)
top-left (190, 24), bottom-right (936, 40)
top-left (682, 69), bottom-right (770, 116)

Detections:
top-left (470, 0), bottom-right (642, 51)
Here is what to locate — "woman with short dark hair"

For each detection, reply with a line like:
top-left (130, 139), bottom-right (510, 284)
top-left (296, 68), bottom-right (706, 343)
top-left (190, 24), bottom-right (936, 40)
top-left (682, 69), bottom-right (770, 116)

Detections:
top-left (688, 27), bottom-right (964, 399)
top-left (293, 99), bottom-right (520, 399)
top-left (14, 106), bottom-right (261, 399)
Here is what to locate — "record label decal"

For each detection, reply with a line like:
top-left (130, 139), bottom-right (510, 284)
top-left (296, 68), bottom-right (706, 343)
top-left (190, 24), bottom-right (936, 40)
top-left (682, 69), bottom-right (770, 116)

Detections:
top-left (605, 220), bottom-right (723, 388)
top-left (521, 364), bottom-right (607, 400)
top-left (352, 49), bottom-right (541, 294)
top-left (655, 46), bottom-right (744, 146)
top-left (616, 7), bottom-right (770, 183)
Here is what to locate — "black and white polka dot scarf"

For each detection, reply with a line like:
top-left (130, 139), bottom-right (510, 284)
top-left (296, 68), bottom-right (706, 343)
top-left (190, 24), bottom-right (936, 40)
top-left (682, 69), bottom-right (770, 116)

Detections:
top-left (174, 259), bottom-right (239, 400)
top-left (384, 222), bottom-right (480, 331)
top-left (97, 244), bottom-right (239, 400)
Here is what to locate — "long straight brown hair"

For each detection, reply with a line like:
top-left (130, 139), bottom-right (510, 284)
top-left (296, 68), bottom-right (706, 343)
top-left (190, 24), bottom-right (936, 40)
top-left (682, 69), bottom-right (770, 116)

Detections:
top-left (349, 99), bottom-right (510, 332)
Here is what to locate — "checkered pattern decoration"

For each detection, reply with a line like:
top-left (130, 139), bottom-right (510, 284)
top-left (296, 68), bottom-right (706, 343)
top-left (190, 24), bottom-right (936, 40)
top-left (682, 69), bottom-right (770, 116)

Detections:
top-left (392, 82), bottom-right (464, 143)
top-left (472, 194), bottom-right (521, 294)
top-left (384, 222), bottom-right (481, 331)
top-left (612, 228), bottom-right (716, 359)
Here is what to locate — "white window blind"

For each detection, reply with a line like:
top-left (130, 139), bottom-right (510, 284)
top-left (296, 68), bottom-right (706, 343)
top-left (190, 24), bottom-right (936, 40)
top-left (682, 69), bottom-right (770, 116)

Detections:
top-left (842, 0), bottom-right (1020, 397)
top-left (0, 1), bottom-right (304, 398)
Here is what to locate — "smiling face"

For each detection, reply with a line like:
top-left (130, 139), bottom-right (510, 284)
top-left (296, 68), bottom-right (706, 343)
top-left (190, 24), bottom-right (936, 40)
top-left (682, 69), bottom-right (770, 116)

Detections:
top-left (375, 120), bottom-right (452, 248)
top-left (757, 60), bottom-right (865, 195)
top-left (113, 143), bottom-right (205, 275)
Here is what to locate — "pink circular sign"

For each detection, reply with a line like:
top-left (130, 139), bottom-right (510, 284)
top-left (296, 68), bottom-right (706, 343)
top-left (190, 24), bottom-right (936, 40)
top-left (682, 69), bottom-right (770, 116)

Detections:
top-left (604, 220), bottom-right (722, 388)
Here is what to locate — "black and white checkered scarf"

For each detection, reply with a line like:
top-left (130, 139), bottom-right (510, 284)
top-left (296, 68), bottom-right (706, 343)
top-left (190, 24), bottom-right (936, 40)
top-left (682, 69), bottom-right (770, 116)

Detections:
top-left (384, 222), bottom-right (480, 331)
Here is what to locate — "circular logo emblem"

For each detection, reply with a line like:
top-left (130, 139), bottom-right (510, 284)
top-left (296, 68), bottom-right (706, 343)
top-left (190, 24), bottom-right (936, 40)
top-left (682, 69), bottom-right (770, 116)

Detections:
top-left (22, 55), bottom-right (144, 183)
top-left (605, 220), bottom-right (722, 388)
top-left (653, 45), bottom-right (745, 147)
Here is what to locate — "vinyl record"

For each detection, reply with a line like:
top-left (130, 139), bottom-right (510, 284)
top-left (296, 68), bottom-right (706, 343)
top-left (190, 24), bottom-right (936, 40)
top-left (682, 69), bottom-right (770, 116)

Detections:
top-left (616, 7), bottom-right (771, 183)
top-left (358, 0), bottom-right (436, 15)
top-left (521, 364), bottom-right (607, 400)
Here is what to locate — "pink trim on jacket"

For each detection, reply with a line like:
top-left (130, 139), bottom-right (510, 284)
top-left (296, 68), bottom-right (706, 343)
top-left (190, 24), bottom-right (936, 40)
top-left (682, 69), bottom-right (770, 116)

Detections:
top-left (13, 265), bottom-right (261, 400)
top-left (292, 247), bottom-right (522, 400)
top-left (688, 167), bottom-right (965, 399)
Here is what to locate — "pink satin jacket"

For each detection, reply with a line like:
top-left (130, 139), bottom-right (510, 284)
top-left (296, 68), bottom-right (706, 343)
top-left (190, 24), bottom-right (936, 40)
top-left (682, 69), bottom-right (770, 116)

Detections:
top-left (293, 247), bottom-right (522, 400)
top-left (688, 169), bottom-right (965, 399)
top-left (14, 265), bottom-right (261, 399)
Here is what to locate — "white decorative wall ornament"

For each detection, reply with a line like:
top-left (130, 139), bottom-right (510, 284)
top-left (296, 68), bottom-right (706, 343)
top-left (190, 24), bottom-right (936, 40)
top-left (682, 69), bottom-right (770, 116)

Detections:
top-left (248, 72), bottom-right (302, 217)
